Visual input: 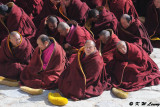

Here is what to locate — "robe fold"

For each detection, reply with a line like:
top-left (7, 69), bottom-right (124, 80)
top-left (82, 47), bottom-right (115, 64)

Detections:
top-left (81, 0), bottom-right (104, 8)
top-left (35, 16), bottom-right (64, 47)
top-left (111, 42), bottom-right (160, 91)
top-left (20, 37), bottom-right (67, 89)
top-left (144, 2), bottom-right (160, 48)
top-left (58, 47), bottom-right (111, 100)
top-left (0, 36), bottom-right (34, 80)
top-left (0, 2), bottom-right (36, 43)
top-left (90, 7), bottom-right (118, 39)
top-left (118, 18), bottom-right (153, 54)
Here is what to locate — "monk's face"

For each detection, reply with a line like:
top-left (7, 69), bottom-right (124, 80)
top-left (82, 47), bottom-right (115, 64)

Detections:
top-left (120, 17), bottom-right (130, 29)
top-left (117, 43), bottom-right (127, 54)
top-left (50, 0), bottom-right (60, 5)
top-left (154, 0), bottom-right (160, 8)
top-left (63, 0), bottom-right (71, 7)
top-left (37, 39), bottom-right (47, 50)
top-left (100, 35), bottom-right (110, 44)
top-left (84, 42), bottom-right (96, 56)
top-left (48, 22), bottom-right (57, 31)
top-left (9, 35), bottom-right (21, 47)
top-left (57, 27), bottom-right (69, 36)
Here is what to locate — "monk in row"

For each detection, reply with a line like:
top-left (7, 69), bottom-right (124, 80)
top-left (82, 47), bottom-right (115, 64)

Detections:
top-left (0, 31), bottom-right (34, 80)
top-left (58, 40), bottom-right (112, 100)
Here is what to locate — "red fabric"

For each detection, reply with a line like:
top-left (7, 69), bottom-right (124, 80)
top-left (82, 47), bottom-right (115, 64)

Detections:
top-left (35, 16), bottom-right (64, 47)
top-left (0, 36), bottom-right (34, 80)
top-left (111, 42), bottom-right (160, 91)
top-left (64, 25), bottom-right (95, 49)
top-left (20, 38), bottom-right (67, 89)
top-left (0, 0), bottom-right (16, 4)
top-left (91, 7), bottom-right (118, 39)
top-left (58, 50), bottom-right (111, 100)
top-left (117, 18), bottom-right (153, 54)
top-left (81, 0), bottom-right (104, 8)
top-left (0, 3), bottom-right (36, 43)
top-left (109, 0), bottom-right (138, 20)
top-left (144, 2), bottom-right (160, 48)
top-left (66, 0), bottom-right (90, 25)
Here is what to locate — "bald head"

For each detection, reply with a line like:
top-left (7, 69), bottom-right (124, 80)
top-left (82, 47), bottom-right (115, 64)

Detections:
top-left (99, 30), bottom-right (111, 44)
top-left (116, 41), bottom-right (127, 54)
top-left (88, 9), bottom-right (99, 19)
top-left (57, 22), bottom-right (70, 36)
top-left (47, 16), bottom-right (58, 31)
top-left (37, 34), bottom-right (50, 50)
top-left (84, 40), bottom-right (96, 56)
top-left (120, 14), bottom-right (132, 29)
top-left (9, 31), bottom-right (21, 47)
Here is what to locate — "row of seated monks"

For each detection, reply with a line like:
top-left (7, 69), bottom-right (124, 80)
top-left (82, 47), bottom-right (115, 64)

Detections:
top-left (0, 0), bottom-right (159, 100)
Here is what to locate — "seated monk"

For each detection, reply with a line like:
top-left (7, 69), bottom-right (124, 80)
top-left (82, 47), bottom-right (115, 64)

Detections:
top-left (111, 41), bottom-right (160, 93)
top-left (35, 15), bottom-right (64, 47)
top-left (58, 40), bottom-right (111, 100)
top-left (118, 14), bottom-right (153, 54)
top-left (85, 7), bottom-right (118, 39)
top-left (144, 0), bottom-right (160, 48)
top-left (20, 34), bottom-right (67, 89)
top-left (0, 2), bottom-right (36, 44)
top-left (0, 31), bottom-right (34, 80)
top-left (60, 0), bottom-right (90, 26)
top-left (57, 22), bottom-right (94, 56)
top-left (96, 29), bottom-right (120, 73)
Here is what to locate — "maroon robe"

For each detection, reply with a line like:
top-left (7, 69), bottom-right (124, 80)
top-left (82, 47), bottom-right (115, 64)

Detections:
top-left (0, 36), bottom-right (34, 80)
top-left (111, 42), bottom-right (160, 91)
top-left (64, 25), bottom-right (95, 49)
top-left (35, 16), bottom-right (64, 47)
top-left (0, 2), bottom-right (36, 43)
top-left (64, 0), bottom-right (90, 25)
top-left (81, 0), bottom-right (104, 8)
top-left (144, 2), bottom-right (160, 48)
top-left (58, 47), bottom-right (111, 100)
top-left (108, 0), bottom-right (138, 20)
top-left (20, 37), bottom-right (67, 89)
top-left (91, 7), bottom-right (118, 39)
top-left (0, 0), bottom-right (15, 4)
top-left (118, 18), bottom-right (153, 54)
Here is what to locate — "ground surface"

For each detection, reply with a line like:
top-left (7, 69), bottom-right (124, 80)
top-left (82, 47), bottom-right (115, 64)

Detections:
top-left (0, 48), bottom-right (160, 107)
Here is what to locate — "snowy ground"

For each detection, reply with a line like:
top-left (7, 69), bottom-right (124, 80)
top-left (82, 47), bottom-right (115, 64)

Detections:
top-left (0, 48), bottom-right (160, 107)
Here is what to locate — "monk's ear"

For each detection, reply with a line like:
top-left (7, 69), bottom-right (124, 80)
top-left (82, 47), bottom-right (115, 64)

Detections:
top-left (44, 41), bottom-right (49, 46)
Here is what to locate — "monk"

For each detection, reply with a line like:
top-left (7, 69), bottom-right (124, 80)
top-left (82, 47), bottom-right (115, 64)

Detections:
top-left (144, 0), bottom-right (160, 48)
top-left (58, 40), bottom-right (111, 100)
top-left (96, 29), bottom-right (120, 73)
top-left (111, 41), bottom-right (160, 92)
top-left (118, 14), bottom-right (153, 54)
top-left (35, 15), bottom-right (64, 47)
top-left (61, 0), bottom-right (90, 26)
top-left (85, 7), bottom-right (118, 39)
top-left (0, 31), bottom-right (34, 80)
top-left (57, 22), bottom-right (94, 55)
top-left (0, 2), bottom-right (37, 43)
top-left (20, 34), bottom-right (67, 89)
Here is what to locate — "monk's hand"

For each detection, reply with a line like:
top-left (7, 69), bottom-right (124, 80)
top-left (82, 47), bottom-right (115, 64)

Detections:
top-left (64, 43), bottom-right (71, 49)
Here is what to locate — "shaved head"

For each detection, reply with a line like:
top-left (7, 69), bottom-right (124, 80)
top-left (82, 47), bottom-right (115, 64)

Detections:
top-left (9, 31), bottom-right (21, 47)
top-left (85, 40), bottom-right (96, 47)
top-left (116, 41), bottom-right (127, 54)
top-left (57, 22), bottom-right (70, 36)
top-left (9, 31), bottom-right (21, 39)
top-left (46, 16), bottom-right (58, 24)
top-left (99, 30), bottom-right (111, 44)
top-left (88, 9), bottom-right (99, 19)
top-left (37, 34), bottom-right (51, 50)
top-left (84, 40), bottom-right (96, 56)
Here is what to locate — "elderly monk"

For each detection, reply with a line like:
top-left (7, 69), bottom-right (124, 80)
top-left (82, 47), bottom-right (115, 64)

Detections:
top-left (60, 0), bottom-right (90, 26)
top-left (0, 2), bottom-right (36, 43)
top-left (35, 16), bottom-right (64, 47)
top-left (85, 7), bottom-right (118, 39)
top-left (111, 41), bottom-right (160, 93)
top-left (118, 14), bottom-right (153, 54)
top-left (20, 34), bottom-right (67, 89)
top-left (57, 22), bottom-right (94, 55)
top-left (96, 29), bottom-right (120, 73)
top-left (58, 40), bottom-right (111, 100)
top-left (144, 0), bottom-right (160, 48)
top-left (0, 31), bottom-right (34, 80)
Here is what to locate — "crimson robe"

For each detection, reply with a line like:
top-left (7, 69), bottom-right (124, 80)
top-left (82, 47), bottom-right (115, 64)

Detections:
top-left (20, 37), bottom-right (67, 89)
top-left (58, 47), bottom-right (111, 100)
top-left (0, 36), bottom-right (34, 80)
top-left (35, 16), bottom-right (64, 47)
top-left (144, 2), bottom-right (160, 48)
top-left (117, 18), bottom-right (153, 54)
top-left (111, 42), bottom-right (160, 91)
top-left (65, 0), bottom-right (90, 26)
top-left (108, 0), bottom-right (138, 20)
top-left (64, 25), bottom-right (95, 49)
top-left (91, 7), bottom-right (118, 39)
top-left (0, 2), bottom-right (36, 43)
top-left (81, 0), bottom-right (104, 8)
